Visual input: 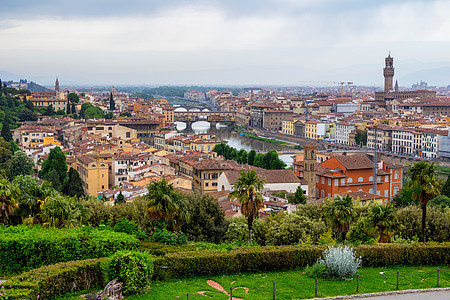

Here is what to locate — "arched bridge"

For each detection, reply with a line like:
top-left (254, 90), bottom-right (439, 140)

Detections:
top-left (174, 111), bottom-right (236, 125)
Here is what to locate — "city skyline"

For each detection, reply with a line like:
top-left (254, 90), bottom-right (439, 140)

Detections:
top-left (1, 0), bottom-right (450, 86)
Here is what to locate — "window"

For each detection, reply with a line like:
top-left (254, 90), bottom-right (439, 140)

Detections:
top-left (341, 178), bottom-right (345, 185)
top-left (321, 190), bottom-right (325, 198)
top-left (369, 188), bottom-right (373, 193)
top-left (212, 182), bottom-right (218, 186)
top-left (377, 190), bottom-right (381, 195)
top-left (384, 190), bottom-right (388, 197)
top-left (358, 177), bottom-right (363, 183)
top-left (347, 178), bottom-right (353, 183)
top-left (394, 170), bottom-right (399, 179)
top-left (321, 177), bottom-right (324, 184)
top-left (393, 185), bottom-right (399, 195)
top-left (334, 179), bottom-right (339, 186)
top-left (369, 176), bottom-right (373, 182)
top-left (328, 178), bottom-right (331, 186)
top-left (385, 175), bottom-right (389, 182)
top-left (316, 176), bottom-right (319, 183)
top-left (205, 182), bottom-right (209, 187)
top-left (126, 132), bottom-right (131, 138)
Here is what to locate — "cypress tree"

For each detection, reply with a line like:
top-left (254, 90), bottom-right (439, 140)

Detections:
top-left (71, 102), bottom-right (76, 114)
top-left (62, 167), bottom-right (85, 197)
top-left (1, 114), bottom-right (12, 142)
top-left (66, 100), bottom-right (71, 114)
top-left (109, 92), bottom-right (115, 111)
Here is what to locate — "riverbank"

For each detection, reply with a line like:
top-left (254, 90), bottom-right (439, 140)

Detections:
top-left (233, 126), bottom-right (301, 149)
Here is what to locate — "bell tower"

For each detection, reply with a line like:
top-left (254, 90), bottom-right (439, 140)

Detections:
top-left (303, 144), bottom-right (317, 199)
top-left (383, 53), bottom-right (394, 93)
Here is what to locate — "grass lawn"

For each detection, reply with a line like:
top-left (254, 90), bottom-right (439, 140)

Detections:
top-left (437, 166), bottom-right (450, 177)
top-left (125, 266), bottom-right (450, 300)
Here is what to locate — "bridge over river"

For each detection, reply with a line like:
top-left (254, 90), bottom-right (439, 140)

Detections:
top-left (174, 111), bottom-right (236, 128)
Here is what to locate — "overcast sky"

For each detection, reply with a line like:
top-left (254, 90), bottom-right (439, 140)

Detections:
top-left (1, 0), bottom-right (449, 86)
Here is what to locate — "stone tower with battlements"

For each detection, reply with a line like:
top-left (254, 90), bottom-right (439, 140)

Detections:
top-left (383, 53), bottom-right (394, 93)
top-left (303, 144), bottom-right (317, 199)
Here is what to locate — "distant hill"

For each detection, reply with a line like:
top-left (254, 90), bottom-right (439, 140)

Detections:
top-left (26, 81), bottom-right (51, 91)
top-left (398, 66), bottom-right (450, 87)
top-left (4, 79), bottom-right (51, 92)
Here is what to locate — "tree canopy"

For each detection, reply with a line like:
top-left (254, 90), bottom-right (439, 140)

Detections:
top-left (229, 170), bottom-right (265, 243)
top-left (39, 147), bottom-right (68, 191)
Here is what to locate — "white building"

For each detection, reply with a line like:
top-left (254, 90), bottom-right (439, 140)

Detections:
top-left (335, 122), bottom-right (356, 145)
top-left (392, 128), bottom-right (414, 155)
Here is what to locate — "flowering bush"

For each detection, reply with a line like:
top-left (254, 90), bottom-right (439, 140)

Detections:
top-left (319, 246), bottom-right (361, 278)
top-left (105, 251), bottom-right (155, 295)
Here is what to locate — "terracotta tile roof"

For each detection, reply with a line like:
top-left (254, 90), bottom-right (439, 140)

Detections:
top-left (332, 154), bottom-right (373, 170)
top-left (223, 168), bottom-right (300, 185)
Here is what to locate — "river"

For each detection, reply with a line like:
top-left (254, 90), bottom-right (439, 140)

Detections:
top-left (175, 121), bottom-right (296, 166)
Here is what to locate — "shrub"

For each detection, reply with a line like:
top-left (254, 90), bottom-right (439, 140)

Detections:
top-left (3, 258), bottom-right (106, 299)
top-left (105, 251), bottom-right (155, 295)
top-left (265, 212), bottom-right (327, 246)
top-left (319, 246), bottom-right (361, 279)
top-left (114, 218), bottom-right (148, 240)
top-left (152, 228), bottom-right (188, 245)
top-left (396, 205), bottom-right (450, 242)
top-left (318, 228), bottom-right (336, 245)
top-left (0, 225), bottom-right (139, 276)
top-left (305, 261), bottom-right (329, 279)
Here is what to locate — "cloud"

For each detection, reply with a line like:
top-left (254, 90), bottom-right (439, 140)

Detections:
top-left (0, 7), bottom-right (287, 52)
top-left (0, 0), bottom-right (449, 85)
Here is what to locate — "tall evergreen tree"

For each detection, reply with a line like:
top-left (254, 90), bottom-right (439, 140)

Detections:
top-left (46, 168), bottom-right (62, 191)
top-left (62, 167), bottom-right (84, 198)
top-left (66, 100), bottom-right (71, 115)
top-left (248, 150), bottom-right (256, 166)
top-left (39, 147), bottom-right (68, 189)
top-left (71, 102), bottom-right (76, 115)
top-left (109, 92), bottom-right (115, 111)
top-left (0, 79), bottom-right (2, 96)
top-left (1, 115), bottom-right (12, 142)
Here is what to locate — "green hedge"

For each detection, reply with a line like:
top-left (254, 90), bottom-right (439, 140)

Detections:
top-left (356, 243), bottom-right (450, 266)
top-left (139, 241), bottom-right (197, 256)
top-left (0, 225), bottom-right (139, 275)
top-left (153, 244), bottom-right (450, 279)
top-left (2, 258), bottom-right (106, 299)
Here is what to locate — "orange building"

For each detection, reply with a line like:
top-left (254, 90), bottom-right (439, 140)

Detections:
top-left (296, 154), bottom-right (402, 203)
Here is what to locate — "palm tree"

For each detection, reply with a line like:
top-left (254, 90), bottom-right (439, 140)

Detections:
top-left (367, 203), bottom-right (398, 243)
top-left (229, 170), bottom-right (265, 243)
top-left (326, 194), bottom-right (354, 242)
top-left (145, 178), bottom-right (187, 231)
top-left (0, 178), bottom-right (20, 224)
top-left (408, 161), bottom-right (441, 242)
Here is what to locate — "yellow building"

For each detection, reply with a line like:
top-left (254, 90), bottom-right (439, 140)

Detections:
top-left (190, 139), bottom-right (221, 153)
top-left (305, 121), bottom-right (318, 139)
top-left (282, 119), bottom-right (294, 135)
top-left (76, 154), bottom-right (112, 197)
top-left (30, 135), bottom-right (61, 148)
